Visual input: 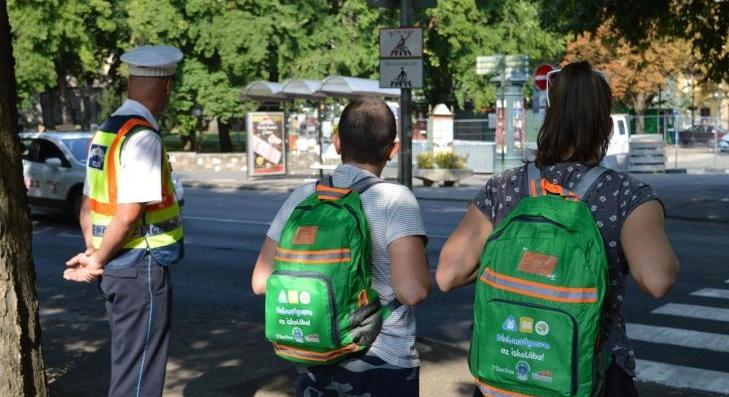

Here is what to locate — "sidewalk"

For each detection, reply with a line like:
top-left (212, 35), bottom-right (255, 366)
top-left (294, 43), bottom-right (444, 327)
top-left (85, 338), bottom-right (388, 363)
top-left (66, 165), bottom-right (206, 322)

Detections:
top-left (47, 315), bottom-right (723, 397)
top-left (179, 170), bottom-right (729, 223)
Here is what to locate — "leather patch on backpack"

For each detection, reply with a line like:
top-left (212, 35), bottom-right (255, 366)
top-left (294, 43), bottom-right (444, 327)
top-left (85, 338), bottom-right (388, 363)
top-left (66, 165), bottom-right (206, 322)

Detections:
top-left (293, 226), bottom-right (318, 245)
top-left (517, 251), bottom-right (557, 277)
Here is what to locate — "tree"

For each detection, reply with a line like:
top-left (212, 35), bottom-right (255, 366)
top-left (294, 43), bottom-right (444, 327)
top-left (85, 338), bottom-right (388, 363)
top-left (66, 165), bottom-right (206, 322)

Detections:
top-left (539, 0), bottom-right (729, 82)
top-left (563, 23), bottom-right (691, 132)
top-left (0, 0), bottom-right (49, 395)
top-left (8, 0), bottom-right (122, 127)
top-left (425, 0), bottom-right (565, 110)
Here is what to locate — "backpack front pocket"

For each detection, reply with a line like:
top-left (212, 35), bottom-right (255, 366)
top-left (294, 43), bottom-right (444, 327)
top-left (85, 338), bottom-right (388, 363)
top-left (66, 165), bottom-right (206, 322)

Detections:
top-left (265, 271), bottom-right (339, 355)
top-left (475, 299), bottom-right (578, 396)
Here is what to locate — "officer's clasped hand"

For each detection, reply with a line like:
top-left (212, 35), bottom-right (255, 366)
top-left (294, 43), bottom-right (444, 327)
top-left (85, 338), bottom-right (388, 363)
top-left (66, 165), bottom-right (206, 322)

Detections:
top-left (64, 251), bottom-right (104, 283)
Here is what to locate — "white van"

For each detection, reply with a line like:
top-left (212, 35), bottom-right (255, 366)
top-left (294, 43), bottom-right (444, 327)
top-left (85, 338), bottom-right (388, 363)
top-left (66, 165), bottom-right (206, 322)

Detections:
top-left (601, 113), bottom-right (631, 170)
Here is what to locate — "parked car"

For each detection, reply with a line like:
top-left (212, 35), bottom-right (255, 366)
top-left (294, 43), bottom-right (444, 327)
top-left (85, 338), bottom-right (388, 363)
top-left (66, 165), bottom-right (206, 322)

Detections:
top-left (19, 131), bottom-right (184, 220)
top-left (720, 134), bottom-right (729, 153)
top-left (677, 125), bottom-right (727, 147)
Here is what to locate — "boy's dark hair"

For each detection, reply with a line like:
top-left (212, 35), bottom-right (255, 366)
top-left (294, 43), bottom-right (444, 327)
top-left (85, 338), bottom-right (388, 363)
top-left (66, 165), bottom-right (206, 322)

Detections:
top-left (338, 97), bottom-right (397, 165)
top-left (536, 61), bottom-right (613, 167)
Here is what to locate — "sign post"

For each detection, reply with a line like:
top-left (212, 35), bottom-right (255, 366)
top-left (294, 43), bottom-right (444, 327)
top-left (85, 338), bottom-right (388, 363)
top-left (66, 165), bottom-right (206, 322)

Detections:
top-left (476, 54), bottom-right (529, 171)
top-left (532, 64), bottom-right (554, 92)
top-left (373, 0), bottom-right (434, 190)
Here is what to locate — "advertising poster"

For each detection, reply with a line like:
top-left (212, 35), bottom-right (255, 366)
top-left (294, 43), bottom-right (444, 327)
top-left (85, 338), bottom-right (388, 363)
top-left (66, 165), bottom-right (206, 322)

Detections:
top-left (247, 112), bottom-right (286, 177)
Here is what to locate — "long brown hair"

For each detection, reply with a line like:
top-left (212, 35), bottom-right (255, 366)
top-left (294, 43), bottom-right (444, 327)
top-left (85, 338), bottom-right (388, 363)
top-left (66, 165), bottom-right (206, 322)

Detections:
top-left (536, 61), bottom-right (613, 167)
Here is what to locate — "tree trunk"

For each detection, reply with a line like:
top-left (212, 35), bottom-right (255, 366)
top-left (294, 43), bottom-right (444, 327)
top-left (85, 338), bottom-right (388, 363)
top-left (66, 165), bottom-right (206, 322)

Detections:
top-left (217, 118), bottom-right (233, 153)
top-left (57, 72), bottom-right (73, 126)
top-left (632, 92), bottom-right (646, 134)
top-left (0, 1), bottom-right (49, 396)
top-left (39, 90), bottom-right (55, 130)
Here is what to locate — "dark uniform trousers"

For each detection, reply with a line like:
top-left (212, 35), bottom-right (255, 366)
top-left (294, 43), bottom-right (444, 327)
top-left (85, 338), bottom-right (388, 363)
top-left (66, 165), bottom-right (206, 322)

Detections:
top-left (99, 255), bottom-right (172, 397)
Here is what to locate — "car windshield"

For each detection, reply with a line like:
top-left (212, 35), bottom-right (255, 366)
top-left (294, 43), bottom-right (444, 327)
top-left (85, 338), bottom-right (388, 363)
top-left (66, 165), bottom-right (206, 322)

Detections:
top-left (62, 138), bottom-right (91, 163)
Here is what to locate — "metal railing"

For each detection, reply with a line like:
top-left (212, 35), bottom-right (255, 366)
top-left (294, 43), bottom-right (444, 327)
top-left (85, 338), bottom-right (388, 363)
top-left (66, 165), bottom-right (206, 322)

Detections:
top-left (454, 119), bottom-right (495, 142)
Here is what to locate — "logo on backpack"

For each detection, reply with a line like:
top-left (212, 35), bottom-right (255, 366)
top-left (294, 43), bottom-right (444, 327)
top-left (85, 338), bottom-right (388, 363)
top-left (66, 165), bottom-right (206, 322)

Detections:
top-left (535, 320), bottom-right (550, 336)
top-left (516, 361), bottom-right (531, 381)
top-left (502, 315), bottom-right (518, 332)
top-left (519, 317), bottom-right (534, 333)
top-left (292, 327), bottom-right (304, 343)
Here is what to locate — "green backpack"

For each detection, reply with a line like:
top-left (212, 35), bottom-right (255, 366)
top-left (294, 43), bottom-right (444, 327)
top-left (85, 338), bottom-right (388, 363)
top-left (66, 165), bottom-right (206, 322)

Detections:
top-left (472, 163), bottom-right (610, 397)
top-left (265, 176), bottom-right (389, 365)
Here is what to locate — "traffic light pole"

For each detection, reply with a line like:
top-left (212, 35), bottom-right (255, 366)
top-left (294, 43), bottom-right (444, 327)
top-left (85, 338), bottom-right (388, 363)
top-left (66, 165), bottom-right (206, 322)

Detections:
top-left (399, 0), bottom-right (413, 190)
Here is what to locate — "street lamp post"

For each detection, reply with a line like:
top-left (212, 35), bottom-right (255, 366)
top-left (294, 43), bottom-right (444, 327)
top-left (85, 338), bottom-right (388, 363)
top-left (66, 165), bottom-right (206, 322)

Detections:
top-left (713, 91), bottom-right (726, 128)
top-left (712, 91), bottom-right (725, 164)
top-left (690, 75), bottom-right (696, 128)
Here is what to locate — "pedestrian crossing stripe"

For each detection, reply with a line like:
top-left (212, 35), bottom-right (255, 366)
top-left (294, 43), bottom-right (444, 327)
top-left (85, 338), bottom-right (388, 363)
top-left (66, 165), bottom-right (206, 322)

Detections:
top-left (690, 288), bottom-right (729, 300)
top-left (651, 302), bottom-right (729, 323)
top-left (627, 323), bottom-right (729, 354)
top-left (635, 359), bottom-right (729, 395)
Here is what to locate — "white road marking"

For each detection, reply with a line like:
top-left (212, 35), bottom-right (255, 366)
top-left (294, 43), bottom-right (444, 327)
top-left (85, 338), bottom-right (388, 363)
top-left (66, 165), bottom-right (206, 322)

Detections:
top-left (32, 225), bottom-right (57, 235)
top-left (627, 323), bottom-right (729, 353)
top-left (651, 303), bottom-right (729, 323)
top-left (183, 215), bottom-right (270, 226)
top-left (690, 288), bottom-right (729, 300)
top-left (635, 359), bottom-right (729, 395)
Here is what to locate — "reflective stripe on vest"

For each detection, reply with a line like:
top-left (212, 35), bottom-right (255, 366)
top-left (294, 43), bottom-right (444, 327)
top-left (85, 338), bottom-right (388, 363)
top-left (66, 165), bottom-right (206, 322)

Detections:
top-left (92, 214), bottom-right (182, 238)
top-left (88, 115), bottom-right (182, 251)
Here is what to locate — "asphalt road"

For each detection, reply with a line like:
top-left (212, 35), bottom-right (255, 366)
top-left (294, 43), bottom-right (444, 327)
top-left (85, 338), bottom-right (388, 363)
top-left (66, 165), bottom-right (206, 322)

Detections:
top-left (33, 181), bottom-right (729, 396)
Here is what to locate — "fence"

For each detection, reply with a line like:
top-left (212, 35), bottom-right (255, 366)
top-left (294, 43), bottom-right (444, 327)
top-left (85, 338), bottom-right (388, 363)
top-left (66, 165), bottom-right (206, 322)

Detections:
top-left (454, 119), bottom-right (495, 142)
top-left (455, 114), bottom-right (729, 172)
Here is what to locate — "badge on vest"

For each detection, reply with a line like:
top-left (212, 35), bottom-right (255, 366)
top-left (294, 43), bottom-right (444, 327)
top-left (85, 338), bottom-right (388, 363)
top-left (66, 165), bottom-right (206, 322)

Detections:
top-left (88, 144), bottom-right (107, 170)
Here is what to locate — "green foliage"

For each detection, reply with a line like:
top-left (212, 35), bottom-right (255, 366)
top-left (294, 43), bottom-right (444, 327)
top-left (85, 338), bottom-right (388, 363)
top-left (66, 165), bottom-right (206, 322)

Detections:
top-left (417, 151), bottom-right (465, 169)
top-left (8, 0), bottom-right (565, 132)
top-left (435, 151), bottom-right (465, 169)
top-left (8, 0), bottom-right (121, 107)
top-left (425, 0), bottom-right (565, 110)
top-left (416, 152), bottom-right (434, 169)
top-left (538, 0), bottom-right (729, 82)
top-left (98, 86), bottom-right (124, 121)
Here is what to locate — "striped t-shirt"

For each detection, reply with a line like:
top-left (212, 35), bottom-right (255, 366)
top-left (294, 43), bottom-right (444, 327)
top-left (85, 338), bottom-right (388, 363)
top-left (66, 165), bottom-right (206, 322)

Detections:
top-left (266, 164), bottom-right (427, 368)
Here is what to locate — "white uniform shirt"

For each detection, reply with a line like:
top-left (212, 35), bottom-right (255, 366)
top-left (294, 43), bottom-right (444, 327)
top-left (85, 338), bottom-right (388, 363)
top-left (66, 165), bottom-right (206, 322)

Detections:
top-left (83, 99), bottom-right (162, 204)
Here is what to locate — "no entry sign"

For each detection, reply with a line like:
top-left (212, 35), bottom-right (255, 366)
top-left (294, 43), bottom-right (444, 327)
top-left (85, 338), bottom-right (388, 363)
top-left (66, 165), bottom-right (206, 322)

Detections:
top-left (533, 64), bottom-right (555, 92)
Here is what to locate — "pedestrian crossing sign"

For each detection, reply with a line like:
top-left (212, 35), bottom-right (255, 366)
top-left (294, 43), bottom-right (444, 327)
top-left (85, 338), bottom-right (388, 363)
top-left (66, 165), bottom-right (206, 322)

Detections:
top-left (380, 59), bottom-right (423, 89)
top-left (380, 28), bottom-right (423, 58)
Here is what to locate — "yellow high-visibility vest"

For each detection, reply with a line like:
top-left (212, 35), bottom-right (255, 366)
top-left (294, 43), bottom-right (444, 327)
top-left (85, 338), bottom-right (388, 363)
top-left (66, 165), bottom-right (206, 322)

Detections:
top-left (87, 115), bottom-right (182, 256)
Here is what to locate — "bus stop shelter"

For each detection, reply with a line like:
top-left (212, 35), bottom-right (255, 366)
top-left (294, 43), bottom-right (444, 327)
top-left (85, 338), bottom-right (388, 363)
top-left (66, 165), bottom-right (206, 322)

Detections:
top-left (242, 77), bottom-right (400, 177)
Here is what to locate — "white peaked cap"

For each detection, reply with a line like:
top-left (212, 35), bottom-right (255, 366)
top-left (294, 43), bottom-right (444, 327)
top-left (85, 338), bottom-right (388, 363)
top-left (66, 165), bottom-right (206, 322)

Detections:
top-left (121, 45), bottom-right (183, 77)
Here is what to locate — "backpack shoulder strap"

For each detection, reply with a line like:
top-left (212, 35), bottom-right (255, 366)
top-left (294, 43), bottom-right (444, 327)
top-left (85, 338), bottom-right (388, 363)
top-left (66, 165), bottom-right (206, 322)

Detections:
top-left (522, 162), bottom-right (543, 197)
top-left (350, 175), bottom-right (384, 194)
top-left (315, 176), bottom-right (351, 201)
top-left (574, 166), bottom-right (609, 202)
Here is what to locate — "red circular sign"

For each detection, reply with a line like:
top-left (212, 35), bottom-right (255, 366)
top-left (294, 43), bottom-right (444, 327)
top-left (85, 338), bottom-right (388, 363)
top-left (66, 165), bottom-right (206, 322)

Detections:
top-left (533, 64), bottom-right (555, 91)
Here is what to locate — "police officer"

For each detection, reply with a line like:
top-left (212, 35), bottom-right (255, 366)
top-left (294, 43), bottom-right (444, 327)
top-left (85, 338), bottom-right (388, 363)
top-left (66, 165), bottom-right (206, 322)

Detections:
top-left (65, 45), bottom-right (184, 397)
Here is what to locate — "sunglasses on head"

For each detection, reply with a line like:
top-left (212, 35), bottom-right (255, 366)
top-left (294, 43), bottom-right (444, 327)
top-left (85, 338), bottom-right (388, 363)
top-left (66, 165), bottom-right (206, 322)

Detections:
top-left (545, 68), bottom-right (609, 107)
